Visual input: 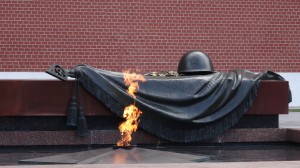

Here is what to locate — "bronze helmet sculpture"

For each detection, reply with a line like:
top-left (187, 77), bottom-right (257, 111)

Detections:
top-left (177, 50), bottom-right (214, 75)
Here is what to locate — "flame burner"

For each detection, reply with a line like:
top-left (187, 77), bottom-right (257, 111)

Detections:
top-left (19, 147), bottom-right (209, 164)
top-left (112, 145), bottom-right (137, 150)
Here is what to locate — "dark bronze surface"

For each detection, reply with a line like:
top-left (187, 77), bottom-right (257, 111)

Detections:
top-left (45, 64), bottom-right (69, 81)
top-left (75, 66), bottom-right (282, 142)
top-left (177, 50), bottom-right (214, 75)
top-left (66, 96), bottom-right (78, 126)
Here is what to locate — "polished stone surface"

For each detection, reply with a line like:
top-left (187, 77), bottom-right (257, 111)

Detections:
top-left (0, 128), bottom-right (291, 146)
top-left (1, 111), bottom-right (299, 146)
top-left (0, 80), bottom-right (289, 116)
top-left (6, 161), bottom-right (300, 168)
top-left (19, 147), bottom-right (209, 164)
top-left (1, 143), bottom-right (300, 165)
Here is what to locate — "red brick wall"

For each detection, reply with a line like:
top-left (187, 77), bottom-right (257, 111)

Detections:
top-left (0, 0), bottom-right (299, 72)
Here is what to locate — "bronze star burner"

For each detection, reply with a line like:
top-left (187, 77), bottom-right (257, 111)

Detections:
top-left (19, 147), bottom-right (209, 164)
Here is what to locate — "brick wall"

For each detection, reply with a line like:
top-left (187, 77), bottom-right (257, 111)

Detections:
top-left (0, 0), bottom-right (299, 72)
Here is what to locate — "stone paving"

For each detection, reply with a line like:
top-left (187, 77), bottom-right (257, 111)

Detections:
top-left (280, 112), bottom-right (300, 128)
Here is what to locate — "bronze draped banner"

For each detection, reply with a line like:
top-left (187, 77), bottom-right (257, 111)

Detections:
top-left (75, 65), bottom-right (291, 142)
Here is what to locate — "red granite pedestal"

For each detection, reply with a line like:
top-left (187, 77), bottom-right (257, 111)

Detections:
top-left (0, 80), bottom-right (294, 146)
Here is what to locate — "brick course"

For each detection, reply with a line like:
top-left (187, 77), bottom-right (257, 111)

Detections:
top-left (0, 0), bottom-right (299, 72)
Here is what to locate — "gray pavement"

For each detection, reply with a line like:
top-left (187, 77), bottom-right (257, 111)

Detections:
top-left (279, 112), bottom-right (300, 128)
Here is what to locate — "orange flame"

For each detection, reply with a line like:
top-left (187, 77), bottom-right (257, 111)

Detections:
top-left (117, 70), bottom-right (146, 146)
top-left (123, 70), bottom-right (146, 98)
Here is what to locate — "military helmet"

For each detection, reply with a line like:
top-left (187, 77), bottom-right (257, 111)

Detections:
top-left (177, 50), bottom-right (214, 75)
